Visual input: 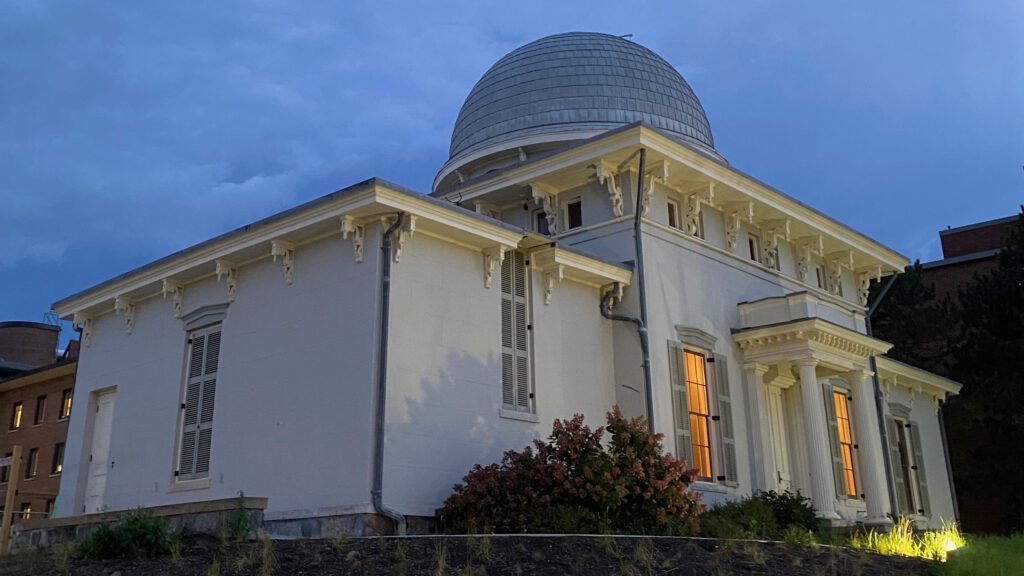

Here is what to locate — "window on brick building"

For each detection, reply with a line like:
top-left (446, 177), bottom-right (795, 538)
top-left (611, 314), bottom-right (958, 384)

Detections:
top-left (24, 448), bottom-right (38, 479)
top-left (9, 402), bottom-right (22, 430)
top-left (59, 389), bottom-right (72, 420)
top-left (51, 443), bottom-right (64, 475)
top-left (0, 452), bottom-right (10, 483)
top-left (34, 395), bottom-right (46, 425)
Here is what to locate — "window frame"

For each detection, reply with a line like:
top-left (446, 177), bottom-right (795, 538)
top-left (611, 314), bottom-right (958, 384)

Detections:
top-left (33, 395), bottom-right (46, 426)
top-left (24, 447), bottom-right (38, 480)
top-left (9, 402), bottom-right (22, 430)
top-left (893, 416), bottom-right (925, 514)
top-left (499, 251), bottom-right (535, 416)
top-left (683, 348), bottom-right (715, 482)
top-left (564, 197), bottom-right (583, 231)
top-left (51, 442), bottom-right (65, 475)
top-left (747, 232), bottom-right (761, 264)
top-left (832, 389), bottom-right (859, 498)
top-left (174, 324), bottom-right (222, 483)
top-left (59, 389), bottom-right (73, 420)
top-left (532, 209), bottom-right (550, 235)
top-left (667, 198), bottom-right (681, 230)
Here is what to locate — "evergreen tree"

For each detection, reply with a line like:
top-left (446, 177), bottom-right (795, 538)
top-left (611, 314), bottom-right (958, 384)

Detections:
top-left (868, 261), bottom-right (954, 374)
top-left (946, 208), bottom-right (1024, 533)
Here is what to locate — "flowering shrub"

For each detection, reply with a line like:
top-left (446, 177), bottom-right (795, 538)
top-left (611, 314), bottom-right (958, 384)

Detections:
top-left (436, 407), bottom-right (701, 535)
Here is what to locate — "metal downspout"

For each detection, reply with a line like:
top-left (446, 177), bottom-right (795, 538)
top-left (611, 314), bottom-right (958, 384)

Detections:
top-left (866, 272), bottom-right (899, 520)
top-left (599, 149), bottom-right (654, 434)
top-left (372, 213), bottom-right (407, 534)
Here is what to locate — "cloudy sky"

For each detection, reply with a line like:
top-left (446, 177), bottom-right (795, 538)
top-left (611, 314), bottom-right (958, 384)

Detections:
top-left (2, 1), bottom-right (1022, 332)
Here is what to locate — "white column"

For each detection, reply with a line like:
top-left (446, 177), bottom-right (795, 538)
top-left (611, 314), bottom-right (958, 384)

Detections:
top-left (848, 368), bottom-right (890, 525)
top-left (744, 362), bottom-right (775, 493)
top-left (796, 358), bottom-right (840, 520)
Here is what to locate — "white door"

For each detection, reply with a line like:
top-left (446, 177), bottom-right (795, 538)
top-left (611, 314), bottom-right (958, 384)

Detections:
top-left (767, 388), bottom-right (792, 492)
top-left (83, 390), bottom-right (116, 514)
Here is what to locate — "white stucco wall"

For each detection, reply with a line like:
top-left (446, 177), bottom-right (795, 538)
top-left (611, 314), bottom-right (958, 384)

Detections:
top-left (383, 232), bottom-right (618, 517)
top-left (57, 230), bottom-right (383, 518)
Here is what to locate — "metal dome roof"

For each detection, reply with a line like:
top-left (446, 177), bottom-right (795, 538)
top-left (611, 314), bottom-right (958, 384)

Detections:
top-left (448, 32), bottom-right (716, 163)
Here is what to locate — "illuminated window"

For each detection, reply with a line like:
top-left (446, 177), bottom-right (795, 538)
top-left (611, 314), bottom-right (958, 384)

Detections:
top-left (51, 443), bottom-right (64, 475)
top-left (833, 391), bottom-right (858, 497)
top-left (685, 350), bottom-right (713, 480)
top-left (59, 389), bottom-right (72, 420)
top-left (9, 402), bottom-right (22, 430)
top-left (19, 502), bottom-right (31, 520)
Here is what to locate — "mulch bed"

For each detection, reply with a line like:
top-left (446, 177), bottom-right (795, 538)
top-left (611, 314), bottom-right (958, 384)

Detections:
top-left (0, 534), bottom-right (935, 575)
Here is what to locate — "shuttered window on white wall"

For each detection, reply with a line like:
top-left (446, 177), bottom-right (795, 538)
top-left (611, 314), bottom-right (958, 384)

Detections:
top-left (501, 251), bottom-right (532, 412)
top-left (177, 326), bottom-right (221, 481)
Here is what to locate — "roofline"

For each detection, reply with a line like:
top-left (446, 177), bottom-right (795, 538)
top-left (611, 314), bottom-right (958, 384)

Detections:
top-left (0, 321), bottom-right (59, 331)
top-left (52, 177), bottom-right (528, 313)
top-left (939, 214), bottom-right (1020, 236)
top-left (921, 248), bottom-right (1001, 270)
top-left (0, 358), bottom-right (76, 390)
top-left (875, 355), bottom-right (962, 396)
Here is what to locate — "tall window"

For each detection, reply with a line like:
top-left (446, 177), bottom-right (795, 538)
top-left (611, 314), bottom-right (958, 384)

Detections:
top-left (34, 395), bottom-right (46, 425)
top-left (833, 391), bottom-right (858, 497)
top-left (24, 448), bottom-right (38, 479)
top-left (685, 351), bottom-right (713, 480)
top-left (19, 503), bottom-right (31, 520)
top-left (59, 389), bottom-right (73, 420)
top-left (9, 402), bottom-right (22, 430)
top-left (177, 326), bottom-right (221, 481)
top-left (887, 416), bottom-right (931, 516)
top-left (500, 251), bottom-right (532, 413)
top-left (51, 443), bottom-right (64, 475)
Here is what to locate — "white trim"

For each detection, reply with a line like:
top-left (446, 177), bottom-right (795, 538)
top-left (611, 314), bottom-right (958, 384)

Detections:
top-left (498, 409), bottom-right (540, 423)
top-left (167, 477), bottom-right (210, 493)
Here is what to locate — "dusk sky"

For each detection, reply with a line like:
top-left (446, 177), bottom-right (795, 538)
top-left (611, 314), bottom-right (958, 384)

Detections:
top-left (2, 1), bottom-right (1022, 332)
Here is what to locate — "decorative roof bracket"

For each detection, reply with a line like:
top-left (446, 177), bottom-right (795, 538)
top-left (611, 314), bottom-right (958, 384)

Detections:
top-left (161, 279), bottom-right (184, 319)
top-left (543, 264), bottom-right (565, 305)
top-left (825, 250), bottom-right (854, 296)
top-left (640, 160), bottom-right (670, 217)
top-left (855, 265), bottom-right (882, 307)
top-left (483, 245), bottom-right (507, 289)
top-left (73, 313), bottom-right (93, 347)
top-left (530, 182), bottom-right (559, 234)
top-left (215, 259), bottom-right (239, 302)
top-left (114, 295), bottom-right (136, 334)
top-left (723, 201), bottom-right (754, 251)
top-left (793, 235), bottom-right (824, 283)
top-left (271, 239), bottom-right (296, 285)
top-left (340, 215), bottom-right (366, 263)
top-left (592, 161), bottom-right (623, 218)
top-left (760, 219), bottom-right (791, 269)
top-left (393, 214), bottom-right (417, 263)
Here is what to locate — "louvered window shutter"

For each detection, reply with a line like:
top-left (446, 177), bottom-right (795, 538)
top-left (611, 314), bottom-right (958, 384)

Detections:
top-left (500, 252), bottom-right (531, 412)
top-left (178, 327), bottom-right (221, 480)
top-left (908, 422), bottom-right (931, 515)
top-left (822, 381), bottom-right (846, 498)
top-left (886, 416), bottom-right (911, 514)
top-left (668, 343), bottom-right (693, 469)
top-left (712, 355), bottom-right (738, 484)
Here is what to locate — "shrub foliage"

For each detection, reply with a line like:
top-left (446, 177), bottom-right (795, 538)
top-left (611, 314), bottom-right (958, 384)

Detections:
top-left (437, 408), bottom-right (701, 534)
top-left (78, 510), bottom-right (172, 560)
top-left (699, 490), bottom-right (817, 540)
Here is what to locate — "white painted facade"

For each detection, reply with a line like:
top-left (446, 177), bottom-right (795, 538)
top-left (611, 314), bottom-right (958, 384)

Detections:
top-left (52, 37), bottom-right (963, 531)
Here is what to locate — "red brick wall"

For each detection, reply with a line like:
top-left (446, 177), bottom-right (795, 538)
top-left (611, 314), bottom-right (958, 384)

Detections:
top-left (0, 370), bottom-right (74, 521)
top-left (0, 323), bottom-right (59, 368)
top-left (939, 218), bottom-right (1016, 258)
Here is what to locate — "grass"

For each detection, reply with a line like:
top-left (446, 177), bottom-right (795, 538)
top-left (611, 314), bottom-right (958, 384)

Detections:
top-left (933, 533), bottom-right (1024, 576)
top-left (849, 518), bottom-right (966, 561)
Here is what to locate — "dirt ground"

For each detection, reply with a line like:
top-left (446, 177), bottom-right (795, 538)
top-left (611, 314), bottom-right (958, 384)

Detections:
top-left (0, 534), bottom-right (935, 576)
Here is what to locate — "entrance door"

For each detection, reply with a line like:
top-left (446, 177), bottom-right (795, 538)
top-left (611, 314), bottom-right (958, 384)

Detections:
top-left (767, 387), bottom-right (792, 492)
top-left (83, 390), bottom-right (116, 514)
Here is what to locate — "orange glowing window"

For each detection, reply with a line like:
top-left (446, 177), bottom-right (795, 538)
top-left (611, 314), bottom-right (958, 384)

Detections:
top-left (685, 350), bottom-right (713, 480)
top-left (833, 391), bottom-right (857, 497)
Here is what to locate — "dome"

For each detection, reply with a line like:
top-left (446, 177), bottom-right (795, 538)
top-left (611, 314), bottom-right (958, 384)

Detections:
top-left (436, 32), bottom-right (717, 191)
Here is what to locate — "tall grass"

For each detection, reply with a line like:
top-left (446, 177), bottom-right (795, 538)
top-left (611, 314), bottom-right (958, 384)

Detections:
top-left (934, 534), bottom-right (1024, 576)
top-left (849, 518), bottom-right (966, 562)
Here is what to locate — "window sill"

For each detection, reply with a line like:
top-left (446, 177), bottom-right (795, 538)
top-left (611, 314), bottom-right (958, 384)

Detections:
top-left (690, 481), bottom-right (730, 494)
top-left (499, 409), bottom-right (539, 423)
top-left (168, 477), bottom-right (210, 493)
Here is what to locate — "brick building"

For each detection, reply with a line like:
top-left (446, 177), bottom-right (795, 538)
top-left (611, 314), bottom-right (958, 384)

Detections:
top-left (0, 322), bottom-right (78, 520)
top-left (922, 214), bottom-right (1019, 301)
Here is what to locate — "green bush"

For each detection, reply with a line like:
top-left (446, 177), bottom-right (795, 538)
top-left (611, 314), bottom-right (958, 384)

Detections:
top-left (437, 408), bottom-right (702, 535)
top-left (699, 490), bottom-right (816, 540)
top-left (78, 511), bottom-right (172, 560)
